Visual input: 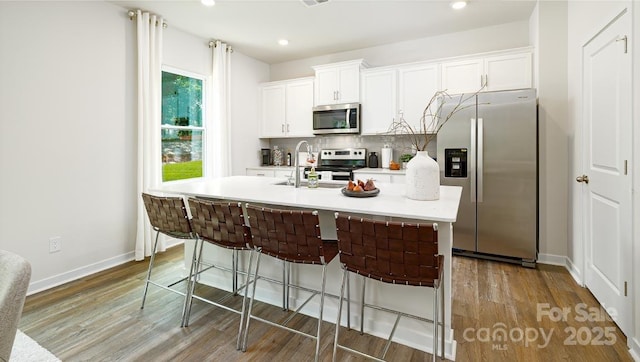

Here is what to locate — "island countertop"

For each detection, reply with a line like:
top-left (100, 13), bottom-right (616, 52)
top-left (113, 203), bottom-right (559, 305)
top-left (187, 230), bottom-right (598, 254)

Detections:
top-left (154, 175), bottom-right (462, 223)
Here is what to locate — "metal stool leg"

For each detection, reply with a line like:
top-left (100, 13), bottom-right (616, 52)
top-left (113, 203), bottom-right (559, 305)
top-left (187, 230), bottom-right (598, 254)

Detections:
top-left (140, 231), bottom-right (161, 309)
top-left (332, 265), bottom-right (348, 362)
top-left (182, 237), bottom-right (203, 327)
top-left (242, 249), bottom-right (263, 352)
top-left (433, 285), bottom-right (438, 362)
top-left (314, 264), bottom-right (328, 362)
top-left (237, 247), bottom-right (255, 350)
top-left (440, 281), bottom-right (445, 359)
top-left (360, 275), bottom-right (366, 334)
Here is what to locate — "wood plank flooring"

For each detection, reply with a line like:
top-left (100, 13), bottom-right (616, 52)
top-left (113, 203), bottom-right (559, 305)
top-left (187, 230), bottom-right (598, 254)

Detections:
top-left (19, 245), bottom-right (633, 361)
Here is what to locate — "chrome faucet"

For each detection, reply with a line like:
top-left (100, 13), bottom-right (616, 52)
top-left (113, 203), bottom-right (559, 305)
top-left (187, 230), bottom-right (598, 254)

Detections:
top-left (293, 140), bottom-right (312, 188)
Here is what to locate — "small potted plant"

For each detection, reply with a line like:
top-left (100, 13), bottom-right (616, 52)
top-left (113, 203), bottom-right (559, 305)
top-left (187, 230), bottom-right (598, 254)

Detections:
top-left (399, 154), bottom-right (414, 169)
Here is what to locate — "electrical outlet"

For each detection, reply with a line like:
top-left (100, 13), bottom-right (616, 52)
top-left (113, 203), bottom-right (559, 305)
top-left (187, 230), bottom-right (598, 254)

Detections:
top-left (49, 237), bottom-right (61, 253)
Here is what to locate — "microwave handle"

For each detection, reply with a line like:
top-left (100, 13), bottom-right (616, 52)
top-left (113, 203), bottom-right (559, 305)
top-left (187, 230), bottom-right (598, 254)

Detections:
top-left (345, 109), bottom-right (350, 128)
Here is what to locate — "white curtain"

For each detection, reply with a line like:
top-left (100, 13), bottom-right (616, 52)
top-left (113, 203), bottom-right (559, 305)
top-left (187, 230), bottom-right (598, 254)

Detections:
top-left (207, 40), bottom-right (232, 178)
top-left (135, 10), bottom-right (164, 261)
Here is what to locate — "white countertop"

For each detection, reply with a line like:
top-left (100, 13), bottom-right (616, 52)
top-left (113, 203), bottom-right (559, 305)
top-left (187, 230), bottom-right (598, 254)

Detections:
top-left (154, 176), bottom-right (462, 223)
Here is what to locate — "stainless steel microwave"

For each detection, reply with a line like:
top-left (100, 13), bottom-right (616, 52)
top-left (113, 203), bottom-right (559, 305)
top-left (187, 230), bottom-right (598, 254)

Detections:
top-left (312, 103), bottom-right (360, 135)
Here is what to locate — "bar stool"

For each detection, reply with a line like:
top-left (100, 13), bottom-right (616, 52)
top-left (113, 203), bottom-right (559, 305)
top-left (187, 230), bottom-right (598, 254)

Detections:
top-left (182, 198), bottom-right (253, 347)
top-left (240, 204), bottom-right (338, 362)
top-left (333, 214), bottom-right (445, 362)
top-left (140, 193), bottom-right (196, 320)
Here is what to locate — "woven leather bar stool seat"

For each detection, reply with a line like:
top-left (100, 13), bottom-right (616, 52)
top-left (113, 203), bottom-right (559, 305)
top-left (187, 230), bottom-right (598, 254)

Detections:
top-left (140, 193), bottom-right (196, 323)
top-left (183, 198), bottom-right (253, 349)
top-left (240, 204), bottom-right (338, 362)
top-left (333, 214), bottom-right (445, 362)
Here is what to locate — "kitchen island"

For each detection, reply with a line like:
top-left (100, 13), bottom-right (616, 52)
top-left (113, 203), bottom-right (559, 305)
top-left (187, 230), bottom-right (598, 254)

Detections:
top-left (154, 176), bottom-right (462, 359)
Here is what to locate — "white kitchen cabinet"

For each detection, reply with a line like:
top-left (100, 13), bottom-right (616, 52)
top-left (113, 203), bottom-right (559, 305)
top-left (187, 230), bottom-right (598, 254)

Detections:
top-left (354, 173), bottom-right (391, 183)
top-left (483, 52), bottom-right (532, 91)
top-left (360, 68), bottom-right (397, 135)
top-left (441, 58), bottom-right (484, 95)
top-left (313, 59), bottom-right (365, 106)
top-left (246, 168), bottom-right (275, 177)
top-left (441, 50), bottom-right (532, 94)
top-left (398, 63), bottom-right (440, 133)
top-left (259, 77), bottom-right (314, 138)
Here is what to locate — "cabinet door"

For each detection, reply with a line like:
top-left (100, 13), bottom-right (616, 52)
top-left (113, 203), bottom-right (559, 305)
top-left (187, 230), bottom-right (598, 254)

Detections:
top-left (360, 69), bottom-right (397, 135)
top-left (246, 168), bottom-right (275, 177)
top-left (337, 65), bottom-right (360, 103)
top-left (441, 58), bottom-right (484, 95)
top-left (353, 172), bottom-right (391, 183)
top-left (315, 68), bottom-right (339, 105)
top-left (285, 79), bottom-right (314, 137)
top-left (398, 63), bottom-right (439, 133)
top-left (484, 52), bottom-right (532, 91)
top-left (260, 84), bottom-right (286, 138)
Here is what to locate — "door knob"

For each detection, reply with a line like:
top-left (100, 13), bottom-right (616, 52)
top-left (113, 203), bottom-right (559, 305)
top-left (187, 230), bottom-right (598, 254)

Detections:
top-left (576, 175), bottom-right (589, 184)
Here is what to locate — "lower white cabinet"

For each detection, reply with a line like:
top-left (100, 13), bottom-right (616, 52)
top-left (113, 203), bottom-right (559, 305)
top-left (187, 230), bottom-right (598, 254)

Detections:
top-left (353, 170), bottom-right (406, 184)
top-left (246, 169), bottom-right (275, 177)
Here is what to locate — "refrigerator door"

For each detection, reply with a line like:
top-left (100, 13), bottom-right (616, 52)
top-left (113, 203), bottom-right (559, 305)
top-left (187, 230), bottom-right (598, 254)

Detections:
top-left (437, 93), bottom-right (477, 252)
top-left (476, 89), bottom-right (537, 260)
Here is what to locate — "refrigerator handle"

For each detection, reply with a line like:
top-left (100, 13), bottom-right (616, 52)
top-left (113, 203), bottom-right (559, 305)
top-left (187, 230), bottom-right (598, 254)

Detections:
top-left (477, 118), bottom-right (484, 203)
top-left (470, 118), bottom-right (476, 203)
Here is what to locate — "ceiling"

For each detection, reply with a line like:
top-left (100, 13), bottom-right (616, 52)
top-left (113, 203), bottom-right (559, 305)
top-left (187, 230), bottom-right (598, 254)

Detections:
top-left (113, 0), bottom-right (537, 64)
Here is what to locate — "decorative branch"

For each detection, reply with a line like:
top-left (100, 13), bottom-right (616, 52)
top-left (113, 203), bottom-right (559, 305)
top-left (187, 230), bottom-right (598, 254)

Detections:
top-left (387, 86), bottom-right (485, 151)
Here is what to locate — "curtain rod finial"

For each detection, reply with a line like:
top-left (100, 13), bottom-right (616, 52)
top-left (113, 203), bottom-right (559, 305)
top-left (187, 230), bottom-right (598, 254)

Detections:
top-left (127, 10), bottom-right (135, 20)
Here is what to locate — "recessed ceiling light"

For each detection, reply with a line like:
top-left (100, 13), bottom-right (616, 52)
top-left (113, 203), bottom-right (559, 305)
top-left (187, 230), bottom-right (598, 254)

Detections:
top-left (201, 0), bottom-right (215, 7)
top-left (451, 1), bottom-right (467, 10)
top-left (278, 39), bottom-right (289, 46)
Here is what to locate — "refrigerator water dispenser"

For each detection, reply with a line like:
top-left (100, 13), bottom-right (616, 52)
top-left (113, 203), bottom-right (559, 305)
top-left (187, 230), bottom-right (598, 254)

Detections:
top-left (444, 148), bottom-right (467, 178)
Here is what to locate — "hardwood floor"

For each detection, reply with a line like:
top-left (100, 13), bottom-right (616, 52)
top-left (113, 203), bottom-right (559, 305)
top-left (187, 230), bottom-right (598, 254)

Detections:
top-left (19, 245), bottom-right (632, 361)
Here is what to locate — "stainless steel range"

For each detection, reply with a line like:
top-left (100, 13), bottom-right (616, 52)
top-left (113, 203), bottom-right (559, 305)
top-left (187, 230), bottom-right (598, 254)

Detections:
top-left (304, 148), bottom-right (367, 181)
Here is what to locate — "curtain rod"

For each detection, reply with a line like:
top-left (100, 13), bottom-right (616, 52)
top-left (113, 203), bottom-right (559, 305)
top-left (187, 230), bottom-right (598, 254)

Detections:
top-left (127, 10), bottom-right (168, 28)
top-left (209, 40), bottom-right (234, 53)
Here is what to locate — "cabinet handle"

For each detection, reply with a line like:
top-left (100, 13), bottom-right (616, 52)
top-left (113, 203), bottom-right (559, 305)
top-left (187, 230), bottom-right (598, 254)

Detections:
top-left (484, 74), bottom-right (488, 88)
top-left (286, 124), bottom-right (290, 132)
top-left (336, 90), bottom-right (340, 100)
top-left (282, 124), bottom-right (285, 133)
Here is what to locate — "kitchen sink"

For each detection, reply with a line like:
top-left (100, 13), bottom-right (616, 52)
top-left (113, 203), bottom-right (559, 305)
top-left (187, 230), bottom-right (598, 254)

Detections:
top-left (274, 181), bottom-right (344, 189)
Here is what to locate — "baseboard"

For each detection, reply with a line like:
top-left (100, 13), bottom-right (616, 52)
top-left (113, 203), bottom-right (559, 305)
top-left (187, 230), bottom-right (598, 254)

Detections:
top-left (27, 240), bottom-right (184, 295)
top-left (537, 253), bottom-right (583, 286)
top-left (630, 337), bottom-right (640, 362)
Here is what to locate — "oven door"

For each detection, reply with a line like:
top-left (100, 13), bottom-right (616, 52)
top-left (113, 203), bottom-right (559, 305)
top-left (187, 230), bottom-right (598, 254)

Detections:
top-left (313, 103), bottom-right (360, 135)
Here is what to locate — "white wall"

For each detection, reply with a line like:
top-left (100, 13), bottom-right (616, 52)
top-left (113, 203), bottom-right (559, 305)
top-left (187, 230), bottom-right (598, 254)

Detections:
top-left (0, 2), bottom-right (137, 292)
top-left (270, 20), bottom-right (531, 80)
top-left (534, 1), bottom-right (570, 263)
top-left (230, 52), bottom-right (270, 174)
top-left (0, 1), bottom-right (268, 293)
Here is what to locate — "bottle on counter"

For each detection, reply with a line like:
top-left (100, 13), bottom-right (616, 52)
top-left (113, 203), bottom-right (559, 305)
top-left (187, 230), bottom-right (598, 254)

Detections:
top-left (368, 152), bottom-right (379, 168)
top-left (307, 167), bottom-right (318, 188)
top-left (286, 152), bottom-right (292, 166)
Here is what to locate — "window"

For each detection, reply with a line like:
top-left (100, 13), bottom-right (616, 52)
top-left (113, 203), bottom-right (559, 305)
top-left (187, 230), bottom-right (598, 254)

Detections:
top-left (161, 69), bottom-right (205, 182)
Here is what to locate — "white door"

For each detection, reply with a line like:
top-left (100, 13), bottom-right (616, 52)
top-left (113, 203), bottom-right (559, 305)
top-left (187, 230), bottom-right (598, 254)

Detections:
top-left (581, 10), bottom-right (631, 336)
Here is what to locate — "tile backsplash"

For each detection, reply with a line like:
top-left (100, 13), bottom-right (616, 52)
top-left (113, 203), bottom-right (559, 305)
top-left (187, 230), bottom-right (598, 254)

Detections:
top-left (265, 134), bottom-right (437, 167)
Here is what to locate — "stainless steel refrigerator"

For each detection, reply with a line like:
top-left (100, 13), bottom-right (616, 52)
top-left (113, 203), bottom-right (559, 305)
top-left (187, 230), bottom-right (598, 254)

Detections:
top-left (436, 89), bottom-right (538, 267)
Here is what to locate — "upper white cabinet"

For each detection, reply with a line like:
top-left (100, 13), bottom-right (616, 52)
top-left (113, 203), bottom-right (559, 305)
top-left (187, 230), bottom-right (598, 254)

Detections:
top-left (360, 68), bottom-right (397, 135)
top-left (360, 62), bottom-right (440, 135)
top-left (313, 59), bottom-right (366, 106)
top-left (441, 50), bottom-right (532, 94)
top-left (259, 77), bottom-right (314, 138)
top-left (398, 63), bottom-right (440, 133)
top-left (483, 52), bottom-right (532, 92)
